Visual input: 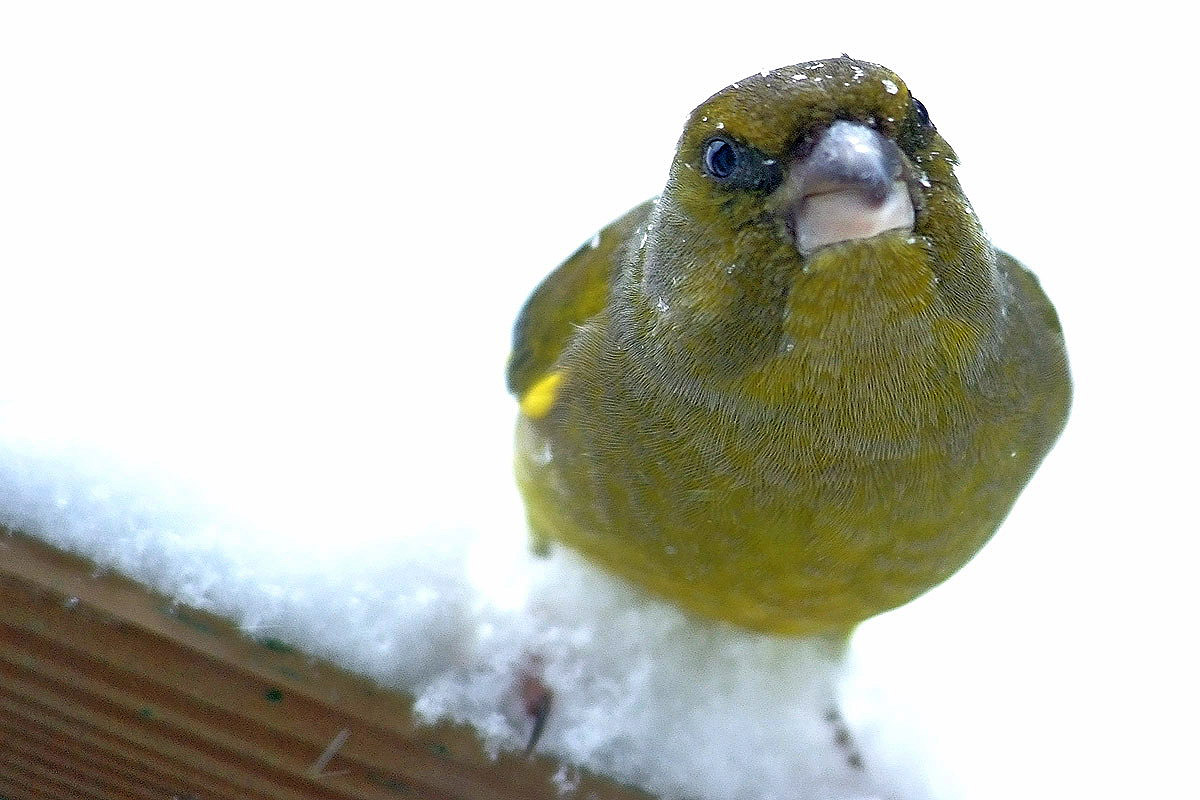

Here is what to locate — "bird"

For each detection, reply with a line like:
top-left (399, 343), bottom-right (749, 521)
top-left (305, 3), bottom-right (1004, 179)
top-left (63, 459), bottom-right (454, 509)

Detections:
top-left (506, 56), bottom-right (1070, 643)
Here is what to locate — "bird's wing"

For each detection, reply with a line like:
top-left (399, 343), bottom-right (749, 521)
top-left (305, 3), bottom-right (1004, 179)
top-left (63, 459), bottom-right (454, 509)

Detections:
top-left (996, 249), bottom-right (1065, 336)
top-left (506, 200), bottom-right (652, 398)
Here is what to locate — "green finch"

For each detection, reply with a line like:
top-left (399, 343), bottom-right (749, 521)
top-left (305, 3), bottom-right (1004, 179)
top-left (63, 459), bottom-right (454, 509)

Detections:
top-left (507, 56), bottom-right (1070, 637)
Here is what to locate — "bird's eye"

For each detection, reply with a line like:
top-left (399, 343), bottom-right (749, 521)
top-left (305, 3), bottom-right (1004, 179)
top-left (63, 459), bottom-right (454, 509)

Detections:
top-left (911, 97), bottom-right (933, 128)
top-left (704, 137), bottom-right (738, 179)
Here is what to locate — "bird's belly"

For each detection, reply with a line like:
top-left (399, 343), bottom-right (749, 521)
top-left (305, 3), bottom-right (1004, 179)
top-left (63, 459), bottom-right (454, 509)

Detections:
top-left (515, 407), bottom-right (1022, 636)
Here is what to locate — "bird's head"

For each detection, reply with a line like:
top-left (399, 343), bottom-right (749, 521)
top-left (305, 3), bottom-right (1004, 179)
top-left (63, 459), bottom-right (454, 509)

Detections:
top-left (628, 56), bottom-right (999, 387)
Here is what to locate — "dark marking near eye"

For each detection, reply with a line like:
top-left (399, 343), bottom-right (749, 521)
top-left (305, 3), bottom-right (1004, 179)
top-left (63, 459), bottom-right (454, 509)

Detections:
top-left (700, 135), bottom-right (784, 193)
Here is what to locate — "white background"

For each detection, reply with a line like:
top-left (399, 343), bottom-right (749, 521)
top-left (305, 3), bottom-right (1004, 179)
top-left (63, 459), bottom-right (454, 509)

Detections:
top-left (2, 3), bottom-right (1196, 798)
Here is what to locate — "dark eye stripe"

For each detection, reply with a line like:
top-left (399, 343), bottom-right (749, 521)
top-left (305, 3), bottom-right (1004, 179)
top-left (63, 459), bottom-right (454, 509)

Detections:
top-left (700, 135), bottom-right (783, 193)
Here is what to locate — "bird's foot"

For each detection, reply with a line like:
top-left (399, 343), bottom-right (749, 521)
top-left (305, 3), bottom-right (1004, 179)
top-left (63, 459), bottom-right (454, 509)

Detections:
top-left (824, 707), bottom-right (865, 771)
top-left (518, 657), bottom-right (553, 756)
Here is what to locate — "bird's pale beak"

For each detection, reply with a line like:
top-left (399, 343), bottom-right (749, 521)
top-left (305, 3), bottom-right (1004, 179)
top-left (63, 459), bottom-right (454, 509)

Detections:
top-left (788, 120), bottom-right (914, 255)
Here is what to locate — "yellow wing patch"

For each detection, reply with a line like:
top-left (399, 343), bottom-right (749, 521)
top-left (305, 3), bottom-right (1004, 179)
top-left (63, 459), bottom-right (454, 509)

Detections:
top-left (519, 370), bottom-right (565, 419)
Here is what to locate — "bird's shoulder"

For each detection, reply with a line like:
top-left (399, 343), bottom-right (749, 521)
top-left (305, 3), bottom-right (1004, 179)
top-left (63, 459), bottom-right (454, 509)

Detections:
top-left (506, 200), bottom-right (652, 406)
top-left (995, 249), bottom-right (1064, 338)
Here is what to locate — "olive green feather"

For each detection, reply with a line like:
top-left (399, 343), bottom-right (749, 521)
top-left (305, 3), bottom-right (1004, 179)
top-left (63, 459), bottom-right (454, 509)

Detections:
top-left (506, 201), bottom-right (652, 396)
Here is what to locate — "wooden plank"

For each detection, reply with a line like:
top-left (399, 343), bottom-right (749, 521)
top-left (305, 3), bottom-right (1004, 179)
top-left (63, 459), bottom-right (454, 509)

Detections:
top-left (0, 620), bottom-right (400, 800)
top-left (0, 690), bottom-right (270, 800)
top-left (0, 730), bottom-right (164, 800)
top-left (0, 715), bottom-right (166, 798)
top-left (0, 750), bottom-right (116, 800)
top-left (0, 772), bottom-right (67, 800)
top-left (0, 531), bottom-right (650, 800)
top-left (0, 579), bottom-right (500, 799)
top-left (0, 658), bottom-right (325, 800)
top-left (0, 711), bottom-right (185, 799)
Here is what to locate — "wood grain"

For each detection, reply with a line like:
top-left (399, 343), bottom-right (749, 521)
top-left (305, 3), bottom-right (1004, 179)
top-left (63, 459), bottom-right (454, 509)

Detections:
top-left (0, 532), bottom-right (649, 800)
